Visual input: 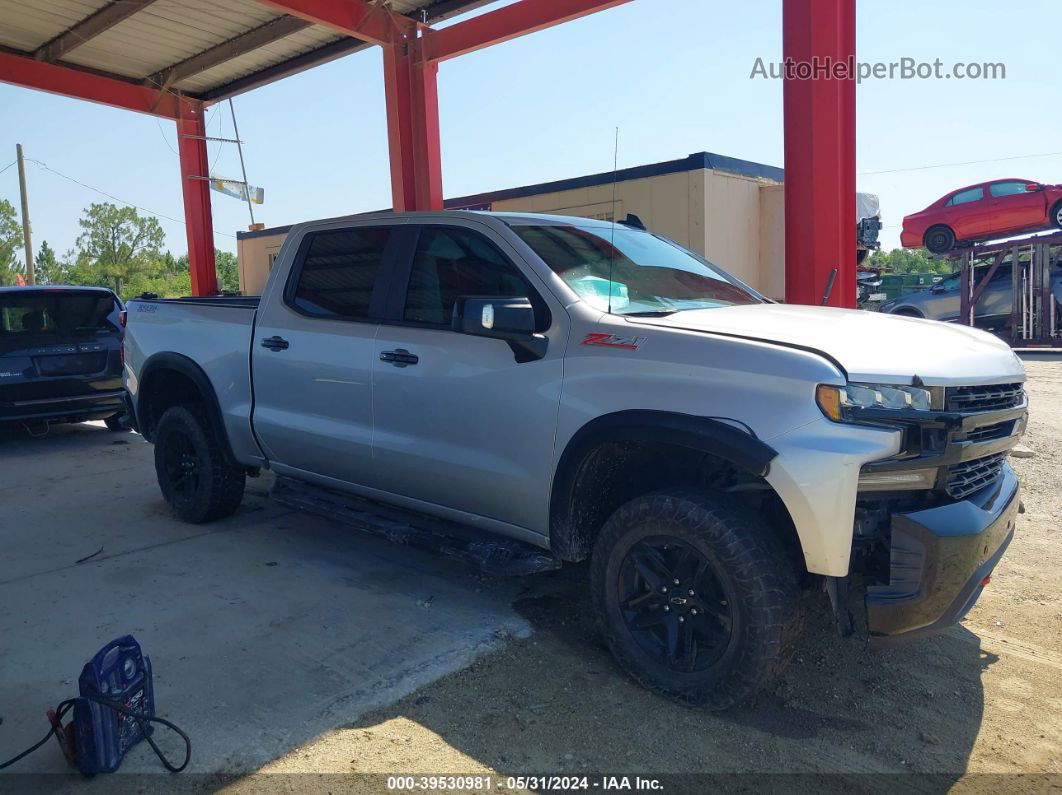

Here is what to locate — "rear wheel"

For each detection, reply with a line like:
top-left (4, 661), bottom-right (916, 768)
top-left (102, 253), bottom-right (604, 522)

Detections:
top-left (154, 405), bottom-right (245, 523)
top-left (590, 489), bottom-right (802, 710)
top-left (924, 225), bottom-right (956, 254)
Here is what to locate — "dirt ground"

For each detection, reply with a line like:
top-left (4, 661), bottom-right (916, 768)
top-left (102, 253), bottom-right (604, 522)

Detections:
top-left (218, 357), bottom-right (1062, 792)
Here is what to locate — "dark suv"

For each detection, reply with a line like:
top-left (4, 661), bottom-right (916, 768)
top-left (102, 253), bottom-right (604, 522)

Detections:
top-left (0, 286), bottom-right (127, 430)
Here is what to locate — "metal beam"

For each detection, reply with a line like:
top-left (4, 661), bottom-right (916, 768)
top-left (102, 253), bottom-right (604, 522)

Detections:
top-left (200, 1), bottom-right (487, 102)
top-left (383, 38), bottom-right (442, 212)
top-left (782, 0), bottom-right (856, 308)
top-left (148, 15), bottom-right (313, 91)
top-left (0, 47), bottom-right (191, 118)
top-left (252, 0), bottom-right (412, 47)
top-left (177, 105), bottom-right (218, 295)
top-left (34, 0), bottom-right (159, 63)
top-left (422, 0), bottom-right (632, 62)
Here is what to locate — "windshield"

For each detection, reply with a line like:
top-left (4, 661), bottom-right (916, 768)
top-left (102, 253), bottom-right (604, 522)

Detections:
top-left (0, 291), bottom-right (119, 350)
top-left (512, 223), bottom-right (761, 315)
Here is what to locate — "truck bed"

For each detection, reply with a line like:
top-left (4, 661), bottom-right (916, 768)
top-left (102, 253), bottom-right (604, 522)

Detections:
top-left (125, 295), bottom-right (261, 464)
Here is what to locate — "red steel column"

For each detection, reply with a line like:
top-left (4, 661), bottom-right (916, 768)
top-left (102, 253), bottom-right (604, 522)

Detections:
top-left (782, 0), bottom-right (856, 308)
top-left (177, 101), bottom-right (217, 295)
top-left (382, 34), bottom-right (443, 212)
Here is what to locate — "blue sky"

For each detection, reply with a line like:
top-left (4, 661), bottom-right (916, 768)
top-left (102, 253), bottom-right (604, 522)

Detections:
top-left (1, 0), bottom-right (1060, 260)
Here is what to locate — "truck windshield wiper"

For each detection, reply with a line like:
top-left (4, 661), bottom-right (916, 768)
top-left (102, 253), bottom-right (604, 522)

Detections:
top-left (620, 310), bottom-right (677, 317)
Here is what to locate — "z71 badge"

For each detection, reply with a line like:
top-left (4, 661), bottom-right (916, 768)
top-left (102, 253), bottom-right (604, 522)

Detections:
top-left (580, 332), bottom-right (646, 350)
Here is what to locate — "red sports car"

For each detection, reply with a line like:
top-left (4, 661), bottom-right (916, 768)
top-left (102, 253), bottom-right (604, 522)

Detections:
top-left (901, 178), bottom-right (1062, 254)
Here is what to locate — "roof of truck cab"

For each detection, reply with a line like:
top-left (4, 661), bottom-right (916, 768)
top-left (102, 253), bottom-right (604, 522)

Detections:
top-left (250, 209), bottom-right (628, 240)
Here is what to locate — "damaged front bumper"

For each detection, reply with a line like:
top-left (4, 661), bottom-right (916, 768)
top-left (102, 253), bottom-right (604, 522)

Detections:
top-left (865, 462), bottom-right (1019, 642)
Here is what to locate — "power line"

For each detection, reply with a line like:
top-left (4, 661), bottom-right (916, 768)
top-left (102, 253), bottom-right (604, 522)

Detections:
top-left (860, 150), bottom-right (1062, 176)
top-left (25, 157), bottom-right (236, 239)
top-left (0, 160), bottom-right (16, 176)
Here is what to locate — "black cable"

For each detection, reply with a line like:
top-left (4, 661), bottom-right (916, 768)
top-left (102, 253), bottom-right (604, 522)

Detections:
top-left (0, 696), bottom-right (190, 773)
top-left (0, 699), bottom-right (76, 770)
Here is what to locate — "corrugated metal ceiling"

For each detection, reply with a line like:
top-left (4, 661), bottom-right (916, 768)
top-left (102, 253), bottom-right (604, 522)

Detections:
top-left (0, 0), bottom-right (484, 101)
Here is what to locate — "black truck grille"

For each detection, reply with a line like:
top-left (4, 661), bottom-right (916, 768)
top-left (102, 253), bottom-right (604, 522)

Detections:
top-left (946, 383), bottom-right (1024, 412)
top-left (966, 420), bottom-right (1016, 443)
top-left (945, 454), bottom-right (1007, 500)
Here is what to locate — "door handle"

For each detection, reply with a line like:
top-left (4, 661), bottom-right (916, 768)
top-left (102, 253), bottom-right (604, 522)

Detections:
top-left (261, 336), bottom-right (289, 351)
top-left (379, 348), bottom-right (418, 367)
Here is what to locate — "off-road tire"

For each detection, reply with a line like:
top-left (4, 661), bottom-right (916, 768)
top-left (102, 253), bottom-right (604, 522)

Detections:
top-left (591, 489), bottom-right (803, 710)
top-left (154, 405), bottom-right (245, 523)
top-left (924, 225), bottom-right (956, 254)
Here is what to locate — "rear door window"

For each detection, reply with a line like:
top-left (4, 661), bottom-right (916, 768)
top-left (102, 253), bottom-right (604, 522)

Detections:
top-left (945, 187), bottom-right (984, 206)
top-left (288, 226), bottom-right (391, 321)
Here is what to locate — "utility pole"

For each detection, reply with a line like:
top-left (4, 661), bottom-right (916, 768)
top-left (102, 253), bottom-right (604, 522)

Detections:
top-left (15, 144), bottom-right (35, 285)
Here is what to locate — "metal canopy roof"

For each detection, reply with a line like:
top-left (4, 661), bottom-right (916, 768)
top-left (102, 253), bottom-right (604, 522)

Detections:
top-left (0, 0), bottom-right (484, 102)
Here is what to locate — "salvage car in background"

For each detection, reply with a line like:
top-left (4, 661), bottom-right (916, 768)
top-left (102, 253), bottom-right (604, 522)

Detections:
top-left (0, 286), bottom-right (127, 431)
top-left (901, 179), bottom-right (1062, 254)
top-left (880, 261), bottom-right (1062, 329)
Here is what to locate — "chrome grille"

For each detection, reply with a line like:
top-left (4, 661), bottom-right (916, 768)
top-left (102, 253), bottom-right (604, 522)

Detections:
top-left (946, 383), bottom-right (1023, 412)
top-left (945, 454), bottom-right (1006, 500)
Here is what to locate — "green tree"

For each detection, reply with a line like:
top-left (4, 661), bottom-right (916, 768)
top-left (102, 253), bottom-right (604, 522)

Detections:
top-left (0, 198), bottom-right (25, 286)
top-left (216, 250), bottom-right (239, 292)
top-left (74, 203), bottom-right (166, 296)
top-left (176, 249), bottom-right (240, 293)
top-left (34, 240), bottom-right (68, 285)
top-left (865, 247), bottom-right (953, 275)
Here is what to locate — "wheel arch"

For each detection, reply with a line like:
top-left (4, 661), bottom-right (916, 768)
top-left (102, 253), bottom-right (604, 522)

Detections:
top-left (548, 411), bottom-right (800, 565)
top-left (135, 352), bottom-right (240, 468)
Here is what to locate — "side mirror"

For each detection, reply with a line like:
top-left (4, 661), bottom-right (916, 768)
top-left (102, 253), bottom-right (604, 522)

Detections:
top-left (1025, 183), bottom-right (1043, 192)
top-left (930, 283), bottom-right (945, 293)
top-left (452, 296), bottom-right (547, 362)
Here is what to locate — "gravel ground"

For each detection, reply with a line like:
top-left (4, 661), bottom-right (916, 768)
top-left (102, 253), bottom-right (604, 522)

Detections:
top-left (226, 357), bottom-right (1061, 792)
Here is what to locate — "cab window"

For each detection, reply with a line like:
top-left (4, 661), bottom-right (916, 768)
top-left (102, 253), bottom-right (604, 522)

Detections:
top-left (945, 187), bottom-right (984, 206)
top-left (403, 227), bottom-right (546, 328)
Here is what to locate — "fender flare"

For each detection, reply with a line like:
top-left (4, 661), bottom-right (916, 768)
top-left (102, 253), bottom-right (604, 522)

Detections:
top-left (136, 351), bottom-right (240, 468)
top-left (548, 410), bottom-right (777, 560)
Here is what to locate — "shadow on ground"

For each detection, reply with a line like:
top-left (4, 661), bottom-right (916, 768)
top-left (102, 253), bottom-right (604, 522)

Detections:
top-left (341, 564), bottom-right (992, 787)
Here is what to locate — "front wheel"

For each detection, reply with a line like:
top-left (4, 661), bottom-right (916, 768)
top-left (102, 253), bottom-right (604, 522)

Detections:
top-left (590, 489), bottom-right (803, 711)
top-left (154, 405), bottom-right (245, 523)
top-left (1051, 200), bottom-right (1062, 230)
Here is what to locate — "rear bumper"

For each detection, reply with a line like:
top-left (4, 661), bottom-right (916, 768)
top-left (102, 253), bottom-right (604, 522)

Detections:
top-left (0, 389), bottom-right (126, 424)
top-left (866, 462), bottom-right (1019, 642)
top-left (899, 229), bottom-right (922, 248)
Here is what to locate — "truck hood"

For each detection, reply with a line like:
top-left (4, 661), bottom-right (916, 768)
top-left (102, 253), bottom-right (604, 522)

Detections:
top-left (629, 303), bottom-right (1025, 386)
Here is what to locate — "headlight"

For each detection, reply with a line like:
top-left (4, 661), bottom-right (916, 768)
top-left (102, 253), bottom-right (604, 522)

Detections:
top-left (857, 468), bottom-right (937, 491)
top-left (816, 382), bottom-right (932, 422)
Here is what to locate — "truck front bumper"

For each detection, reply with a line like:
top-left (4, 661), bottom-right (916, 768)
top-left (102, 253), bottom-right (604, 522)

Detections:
top-left (866, 462), bottom-right (1019, 642)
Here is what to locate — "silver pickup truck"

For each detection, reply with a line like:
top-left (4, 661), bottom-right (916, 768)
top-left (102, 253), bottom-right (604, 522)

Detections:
top-left (124, 211), bottom-right (1028, 709)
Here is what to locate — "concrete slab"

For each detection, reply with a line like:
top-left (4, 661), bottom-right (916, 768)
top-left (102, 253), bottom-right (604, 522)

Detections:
top-left (0, 422), bottom-right (530, 777)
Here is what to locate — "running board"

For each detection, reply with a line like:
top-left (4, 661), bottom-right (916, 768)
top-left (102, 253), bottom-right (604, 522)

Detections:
top-left (270, 476), bottom-right (561, 577)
